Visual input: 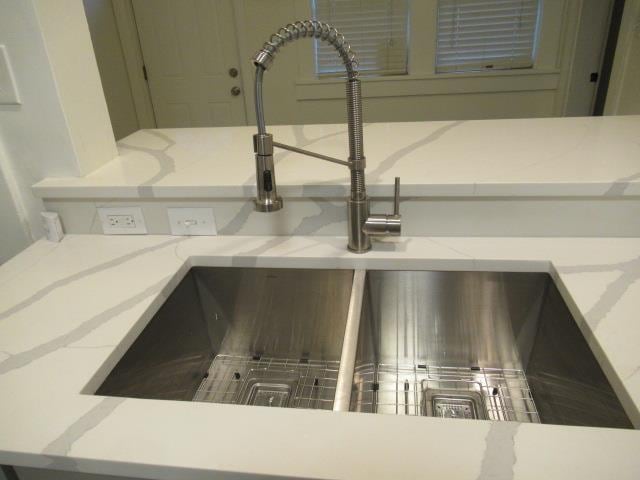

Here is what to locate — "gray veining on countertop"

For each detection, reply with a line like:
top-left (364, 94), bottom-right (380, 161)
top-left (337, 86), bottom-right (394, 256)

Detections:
top-left (1, 235), bottom-right (640, 480)
top-left (292, 198), bottom-right (345, 235)
top-left (0, 276), bottom-right (172, 375)
top-left (43, 397), bottom-right (126, 471)
top-left (605, 169), bottom-right (640, 196)
top-left (217, 201), bottom-right (256, 235)
top-left (33, 116), bottom-right (640, 200)
top-left (557, 256), bottom-right (640, 330)
top-left (0, 237), bottom-right (183, 323)
top-left (368, 120), bottom-right (464, 183)
top-left (477, 422), bottom-right (520, 480)
top-left (119, 130), bottom-right (177, 197)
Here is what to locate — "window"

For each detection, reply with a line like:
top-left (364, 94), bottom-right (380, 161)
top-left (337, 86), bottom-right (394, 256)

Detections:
top-left (311, 0), bottom-right (409, 76)
top-left (436, 0), bottom-right (542, 73)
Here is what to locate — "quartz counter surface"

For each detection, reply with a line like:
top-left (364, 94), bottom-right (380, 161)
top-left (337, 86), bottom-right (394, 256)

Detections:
top-left (32, 115), bottom-right (640, 199)
top-left (1, 234), bottom-right (639, 479)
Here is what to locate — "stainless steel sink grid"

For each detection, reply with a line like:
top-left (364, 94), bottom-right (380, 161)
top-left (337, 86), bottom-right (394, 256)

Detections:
top-left (96, 267), bottom-right (633, 429)
top-left (348, 270), bottom-right (632, 428)
top-left (193, 355), bottom-right (339, 410)
top-left (351, 363), bottom-right (539, 422)
top-left (96, 267), bottom-right (353, 412)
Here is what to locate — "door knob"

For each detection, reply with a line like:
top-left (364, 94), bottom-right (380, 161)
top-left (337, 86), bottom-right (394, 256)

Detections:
top-left (231, 86), bottom-right (241, 96)
top-left (229, 67), bottom-right (238, 78)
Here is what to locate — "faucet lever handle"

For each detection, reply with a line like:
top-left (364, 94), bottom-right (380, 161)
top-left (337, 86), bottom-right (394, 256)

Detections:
top-left (393, 177), bottom-right (400, 216)
top-left (362, 177), bottom-right (402, 237)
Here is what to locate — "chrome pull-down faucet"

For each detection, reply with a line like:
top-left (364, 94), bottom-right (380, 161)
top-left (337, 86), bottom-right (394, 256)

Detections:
top-left (251, 20), bottom-right (401, 253)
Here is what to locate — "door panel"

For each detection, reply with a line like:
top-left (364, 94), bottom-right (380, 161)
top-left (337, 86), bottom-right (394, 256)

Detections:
top-left (132, 0), bottom-right (246, 127)
top-left (565, 0), bottom-right (615, 116)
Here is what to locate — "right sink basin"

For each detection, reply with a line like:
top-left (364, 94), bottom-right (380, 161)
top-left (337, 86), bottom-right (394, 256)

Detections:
top-left (349, 270), bottom-right (633, 429)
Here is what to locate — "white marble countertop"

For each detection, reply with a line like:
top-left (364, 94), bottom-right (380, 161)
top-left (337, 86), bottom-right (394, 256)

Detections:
top-left (1, 234), bottom-right (639, 479)
top-left (33, 115), bottom-right (640, 199)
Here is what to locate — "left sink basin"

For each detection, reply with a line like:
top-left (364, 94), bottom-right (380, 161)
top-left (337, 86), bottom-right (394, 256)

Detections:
top-left (96, 267), bottom-right (354, 410)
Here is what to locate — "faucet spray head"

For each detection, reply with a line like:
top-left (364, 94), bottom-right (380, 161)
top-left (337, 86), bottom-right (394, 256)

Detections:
top-left (253, 133), bottom-right (283, 213)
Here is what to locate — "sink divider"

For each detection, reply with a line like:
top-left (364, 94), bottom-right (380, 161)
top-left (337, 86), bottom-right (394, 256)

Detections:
top-left (333, 269), bottom-right (366, 412)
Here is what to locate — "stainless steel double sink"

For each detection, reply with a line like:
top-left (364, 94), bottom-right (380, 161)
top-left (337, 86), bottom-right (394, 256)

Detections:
top-left (96, 267), bottom-right (633, 429)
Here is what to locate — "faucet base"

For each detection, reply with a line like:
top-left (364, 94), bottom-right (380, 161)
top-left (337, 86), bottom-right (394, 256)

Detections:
top-left (347, 198), bottom-right (372, 253)
top-left (254, 197), bottom-right (283, 212)
top-left (347, 244), bottom-right (372, 254)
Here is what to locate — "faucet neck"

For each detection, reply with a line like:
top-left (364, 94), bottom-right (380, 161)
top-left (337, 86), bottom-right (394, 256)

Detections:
top-left (345, 79), bottom-right (366, 201)
top-left (250, 21), bottom-right (403, 254)
top-left (252, 20), bottom-right (359, 141)
top-left (254, 65), bottom-right (267, 135)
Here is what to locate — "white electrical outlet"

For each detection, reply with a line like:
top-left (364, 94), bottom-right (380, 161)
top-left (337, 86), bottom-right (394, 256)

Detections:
top-left (98, 207), bottom-right (147, 235)
top-left (107, 215), bottom-right (135, 227)
top-left (167, 207), bottom-right (217, 235)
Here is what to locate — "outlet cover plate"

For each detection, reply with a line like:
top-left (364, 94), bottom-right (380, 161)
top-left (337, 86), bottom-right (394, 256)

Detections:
top-left (0, 45), bottom-right (20, 105)
top-left (167, 207), bottom-right (217, 236)
top-left (98, 206), bottom-right (147, 235)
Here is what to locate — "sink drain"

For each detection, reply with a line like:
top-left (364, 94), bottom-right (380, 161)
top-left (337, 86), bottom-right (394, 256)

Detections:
top-left (423, 390), bottom-right (487, 420)
top-left (351, 363), bottom-right (540, 422)
top-left (237, 369), bottom-right (299, 407)
top-left (192, 355), bottom-right (339, 410)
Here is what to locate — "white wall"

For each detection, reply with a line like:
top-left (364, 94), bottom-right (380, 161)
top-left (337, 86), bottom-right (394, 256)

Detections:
top-left (0, 142), bottom-right (32, 263)
top-left (0, 0), bottom-right (70, 253)
top-left (0, 0), bottom-right (117, 178)
top-left (32, 0), bottom-right (118, 173)
top-left (83, 0), bottom-right (139, 139)
top-left (0, 0), bottom-right (78, 175)
top-left (605, 0), bottom-right (640, 115)
top-left (0, 0), bottom-right (119, 262)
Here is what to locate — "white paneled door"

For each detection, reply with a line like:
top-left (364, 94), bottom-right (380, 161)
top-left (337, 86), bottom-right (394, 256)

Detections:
top-left (565, 0), bottom-right (615, 116)
top-left (132, 0), bottom-right (246, 127)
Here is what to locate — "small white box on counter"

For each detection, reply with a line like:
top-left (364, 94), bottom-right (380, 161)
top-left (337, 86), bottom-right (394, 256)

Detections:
top-left (41, 211), bottom-right (64, 242)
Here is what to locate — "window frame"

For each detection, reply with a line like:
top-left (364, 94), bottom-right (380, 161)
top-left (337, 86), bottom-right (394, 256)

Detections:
top-left (434, 0), bottom-right (544, 74)
top-left (292, 0), bottom-right (568, 94)
top-left (310, 0), bottom-right (411, 78)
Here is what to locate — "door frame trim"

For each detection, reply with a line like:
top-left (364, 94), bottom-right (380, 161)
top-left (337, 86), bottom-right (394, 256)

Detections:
top-left (231, 0), bottom-right (254, 125)
top-left (111, 0), bottom-right (157, 129)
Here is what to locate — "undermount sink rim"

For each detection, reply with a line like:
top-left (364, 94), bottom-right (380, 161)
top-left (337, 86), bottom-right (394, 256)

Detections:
top-left (90, 262), bottom-right (633, 430)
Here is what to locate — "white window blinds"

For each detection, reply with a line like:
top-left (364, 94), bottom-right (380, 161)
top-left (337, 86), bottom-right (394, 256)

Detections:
top-left (312, 0), bottom-right (409, 76)
top-left (436, 0), bottom-right (541, 73)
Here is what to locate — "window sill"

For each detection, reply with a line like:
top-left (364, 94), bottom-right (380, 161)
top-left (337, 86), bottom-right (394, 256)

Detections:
top-left (295, 68), bottom-right (561, 100)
